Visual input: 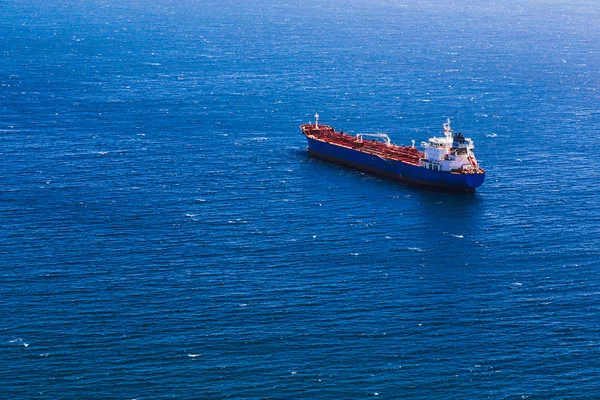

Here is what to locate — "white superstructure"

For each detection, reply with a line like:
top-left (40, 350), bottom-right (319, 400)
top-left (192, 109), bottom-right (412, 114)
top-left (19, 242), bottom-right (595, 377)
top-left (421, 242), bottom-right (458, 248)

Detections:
top-left (420, 119), bottom-right (480, 173)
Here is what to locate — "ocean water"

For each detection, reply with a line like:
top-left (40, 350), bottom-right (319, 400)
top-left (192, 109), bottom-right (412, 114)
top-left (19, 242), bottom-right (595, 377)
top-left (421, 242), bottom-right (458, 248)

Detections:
top-left (1, 0), bottom-right (599, 398)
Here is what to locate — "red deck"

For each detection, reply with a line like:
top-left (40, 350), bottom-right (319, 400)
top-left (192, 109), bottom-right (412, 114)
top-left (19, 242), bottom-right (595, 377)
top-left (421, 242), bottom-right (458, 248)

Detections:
top-left (300, 124), bottom-right (423, 165)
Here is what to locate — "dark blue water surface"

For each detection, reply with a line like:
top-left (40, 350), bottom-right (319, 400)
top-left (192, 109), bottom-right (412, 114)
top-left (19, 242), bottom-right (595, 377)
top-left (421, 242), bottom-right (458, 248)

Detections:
top-left (2, 0), bottom-right (600, 398)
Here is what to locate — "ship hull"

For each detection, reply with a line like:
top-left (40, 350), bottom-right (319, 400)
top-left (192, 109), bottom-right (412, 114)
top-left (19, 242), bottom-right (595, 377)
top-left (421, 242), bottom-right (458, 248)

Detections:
top-left (306, 137), bottom-right (485, 193)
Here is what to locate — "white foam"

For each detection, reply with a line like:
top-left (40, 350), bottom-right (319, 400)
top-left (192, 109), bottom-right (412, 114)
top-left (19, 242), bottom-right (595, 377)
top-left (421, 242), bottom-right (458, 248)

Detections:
top-left (188, 354), bottom-right (201, 358)
top-left (408, 247), bottom-right (425, 252)
top-left (451, 234), bottom-right (464, 239)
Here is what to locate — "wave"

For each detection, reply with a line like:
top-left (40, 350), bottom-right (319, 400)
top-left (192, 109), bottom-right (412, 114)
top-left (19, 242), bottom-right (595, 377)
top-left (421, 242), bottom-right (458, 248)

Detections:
top-left (408, 247), bottom-right (425, 252)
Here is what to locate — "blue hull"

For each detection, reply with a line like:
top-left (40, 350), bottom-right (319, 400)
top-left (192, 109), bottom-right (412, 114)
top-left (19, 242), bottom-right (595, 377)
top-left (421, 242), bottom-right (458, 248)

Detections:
top-left (306, 137), bottom-right (485, 192)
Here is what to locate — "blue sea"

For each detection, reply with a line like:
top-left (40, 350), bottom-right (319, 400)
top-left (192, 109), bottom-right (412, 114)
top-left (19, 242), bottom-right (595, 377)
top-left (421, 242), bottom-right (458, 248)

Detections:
top-left (1, 0), bottom-right (599, 398)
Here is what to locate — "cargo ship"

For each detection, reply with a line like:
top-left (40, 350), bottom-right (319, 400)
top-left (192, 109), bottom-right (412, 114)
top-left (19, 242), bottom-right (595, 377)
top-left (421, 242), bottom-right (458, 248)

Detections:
top-left (300, 114), bottom-right (485, 192)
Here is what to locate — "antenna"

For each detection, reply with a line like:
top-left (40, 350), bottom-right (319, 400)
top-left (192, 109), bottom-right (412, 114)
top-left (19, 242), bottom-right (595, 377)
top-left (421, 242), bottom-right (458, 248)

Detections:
top-left (315, 113), bottom-right (319, 129)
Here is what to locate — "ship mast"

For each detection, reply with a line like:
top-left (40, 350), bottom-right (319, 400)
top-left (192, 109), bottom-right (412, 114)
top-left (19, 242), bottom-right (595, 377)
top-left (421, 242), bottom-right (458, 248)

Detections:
top-left (443, 118), bottom-right (452, 138)
top-left (315, 113), bottom-right (319, 129)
